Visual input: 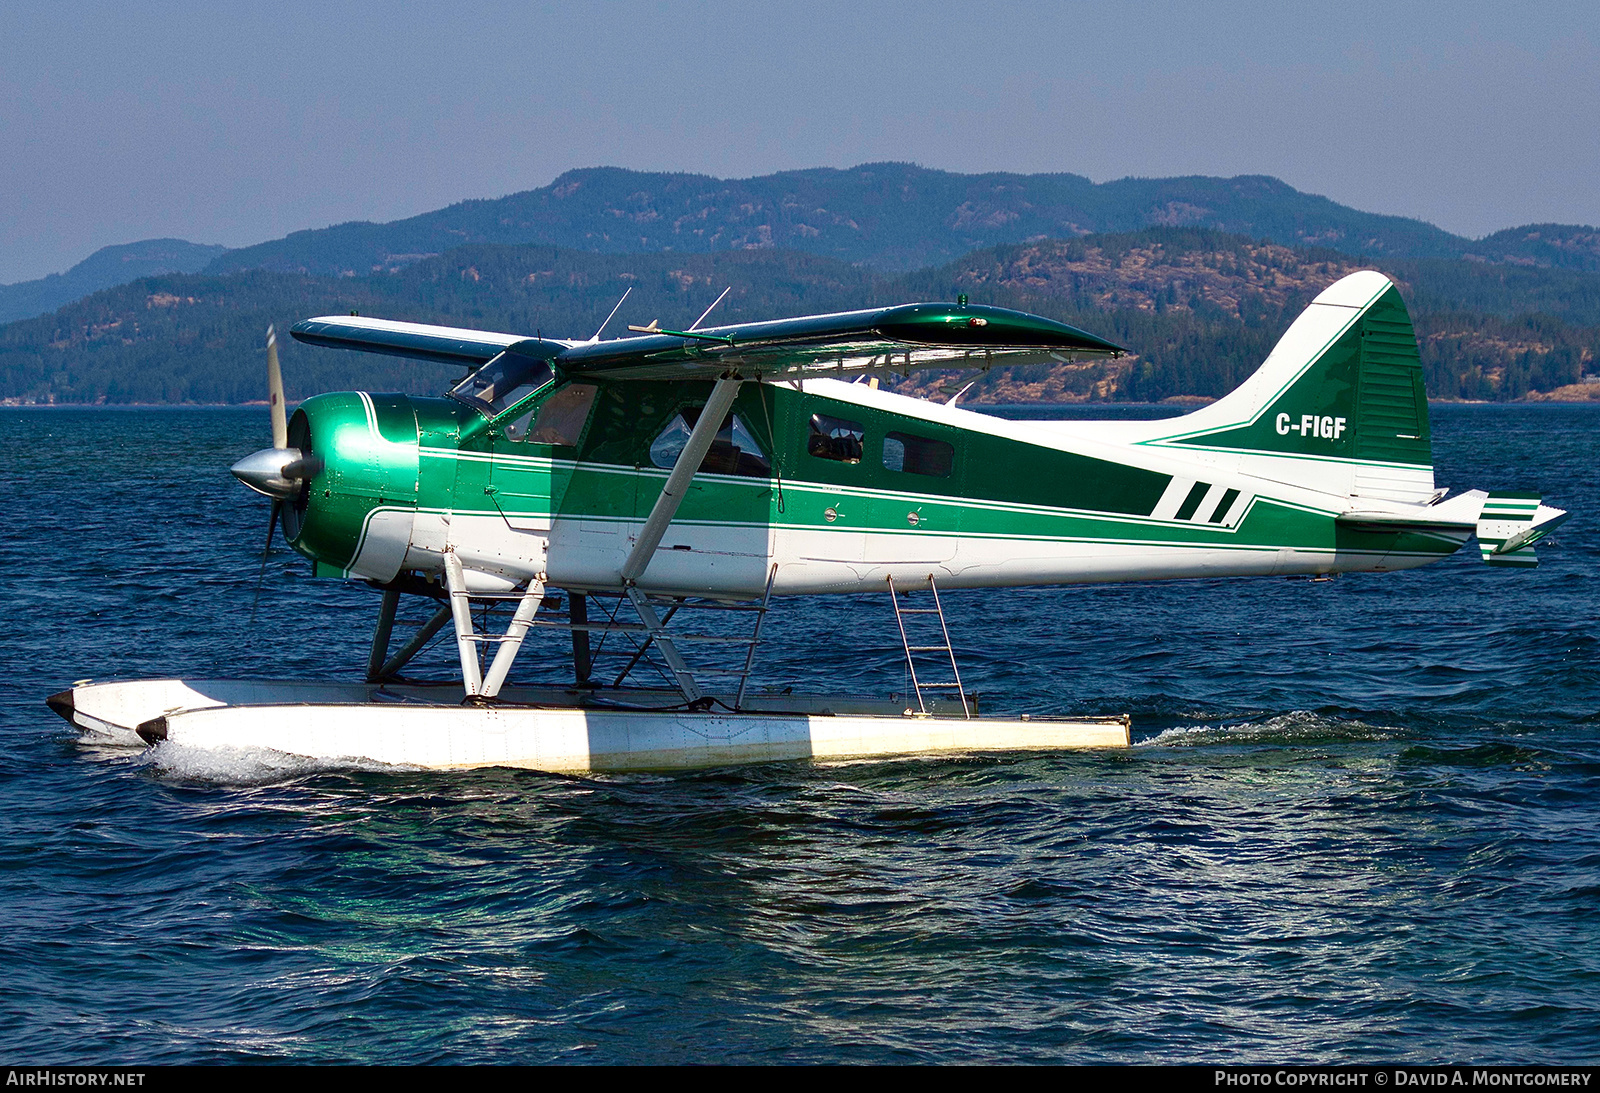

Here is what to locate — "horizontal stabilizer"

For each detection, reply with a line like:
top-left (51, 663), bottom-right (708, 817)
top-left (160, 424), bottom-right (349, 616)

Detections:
top-left (1477, 492), bottom-right (1569, 569)
top-left (1335, 489), bottom-right (1485, 534)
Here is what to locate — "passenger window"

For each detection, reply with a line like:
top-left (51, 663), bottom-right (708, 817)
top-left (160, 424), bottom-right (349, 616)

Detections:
top-left (807, 414), bottom-right (864, 463)
top-left (505, 383), bottom-right (597, 445)
top-left (650, 407), bottom-right (772, 478)
top-left (883, 431), bottom-right (954, 477)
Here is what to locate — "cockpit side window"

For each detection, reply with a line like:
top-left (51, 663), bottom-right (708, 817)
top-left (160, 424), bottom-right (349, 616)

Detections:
top-left (449, 350), bottom-right (555, 417)
top-left (505, 383), bottom-right (598, 445)
top-left (650, 407), bottom-right (771, 477)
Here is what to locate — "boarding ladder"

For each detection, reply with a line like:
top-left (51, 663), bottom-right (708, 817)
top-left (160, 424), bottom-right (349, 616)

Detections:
top-left (887, 574), bottom-right (971, 718)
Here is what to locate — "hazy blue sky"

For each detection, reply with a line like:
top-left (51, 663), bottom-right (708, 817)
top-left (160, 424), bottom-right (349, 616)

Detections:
top-left (2, 1), bottom-right (1595, 283)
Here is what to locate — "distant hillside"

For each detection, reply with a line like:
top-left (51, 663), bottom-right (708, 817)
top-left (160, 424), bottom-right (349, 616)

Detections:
top-left (0, 248), bottom-right (886, 405)
top-left (204, 164), bottom-right (1595, 277)
top-left (894, 232), bottom-right (1599, 403)
top-left (0, 239), bottom-right (228, 324)
top-left (4, 230), bottom-right (1595, 407)
top-left (1466, 224), bottom-right (1600, 272)
top-left (20, 167), bottom-right (1596, 327)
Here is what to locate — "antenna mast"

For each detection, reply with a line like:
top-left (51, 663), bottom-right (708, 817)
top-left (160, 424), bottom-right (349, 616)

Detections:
top-left (588, 286), bottom-right (632, 343)
top-left (688, 286), bottom-right (732, 331)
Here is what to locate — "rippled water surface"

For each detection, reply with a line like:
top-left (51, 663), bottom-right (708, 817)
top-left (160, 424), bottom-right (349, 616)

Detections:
top-left (1, 403), bottom-right (1596, 1064)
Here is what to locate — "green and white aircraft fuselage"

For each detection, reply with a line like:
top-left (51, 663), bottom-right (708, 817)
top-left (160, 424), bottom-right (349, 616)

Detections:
top-left (244, 270), bottom-right (1567, 607)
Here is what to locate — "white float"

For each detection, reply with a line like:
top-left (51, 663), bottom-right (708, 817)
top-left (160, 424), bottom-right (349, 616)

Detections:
top-left (50, 678), bottom-right (1129, 773)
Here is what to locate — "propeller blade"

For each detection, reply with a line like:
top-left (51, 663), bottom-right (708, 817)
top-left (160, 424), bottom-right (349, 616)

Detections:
top-left (267, 325), bottom-right (287, 450)
top-left (248, 500), bottom-right (281, 627)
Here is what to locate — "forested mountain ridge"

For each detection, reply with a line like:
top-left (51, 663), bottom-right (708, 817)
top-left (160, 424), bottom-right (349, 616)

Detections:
top-left (0, 239), bottom-right (227, 325)
top-left (895, 232), bottom-right (1599, 403)
top-left (205, 165), bottom-right (1599, 277)
top-left (10, 165), bottom-right (1596, 329)
top-left (0, 248), bottom-right (888, 405)
top-left (1468, 224), bottom-right (1600, 272)
top-left (3, 230), bottom-right (1595, 407)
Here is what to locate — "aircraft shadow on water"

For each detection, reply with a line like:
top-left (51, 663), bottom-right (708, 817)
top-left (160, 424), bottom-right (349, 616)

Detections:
top-left (47, 271), bottom-right (1569, 772)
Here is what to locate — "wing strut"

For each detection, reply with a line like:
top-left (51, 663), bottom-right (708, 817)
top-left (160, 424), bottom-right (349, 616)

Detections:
top-left (614, 373), bottom-right (743, 704)
top-left (620, 375), bottom-right (743, 583)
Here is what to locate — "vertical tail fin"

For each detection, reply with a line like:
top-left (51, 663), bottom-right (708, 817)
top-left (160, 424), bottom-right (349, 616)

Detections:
top-left (1142, 271), bottom-right (1435, 502)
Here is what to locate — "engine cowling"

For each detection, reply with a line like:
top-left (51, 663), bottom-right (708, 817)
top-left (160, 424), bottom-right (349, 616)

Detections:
top-left (283, 392), bottom-right (422, 581)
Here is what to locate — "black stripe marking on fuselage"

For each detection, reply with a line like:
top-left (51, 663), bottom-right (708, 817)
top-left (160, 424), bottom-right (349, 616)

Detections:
top-left (1175, 482), bottom-right (1211, 522)
top-left (1208, 488), bottom-right (1241, 524)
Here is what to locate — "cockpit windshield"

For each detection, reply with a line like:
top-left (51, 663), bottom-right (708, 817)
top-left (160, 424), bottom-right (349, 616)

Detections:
top-left (448, 350), bottom-right (556, 417)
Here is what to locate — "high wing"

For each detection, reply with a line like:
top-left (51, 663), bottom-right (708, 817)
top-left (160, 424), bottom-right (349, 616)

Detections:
top-left (290, 315), bottom-right (530, 367)
top-left (290, 303), bottom-right (1123, 381)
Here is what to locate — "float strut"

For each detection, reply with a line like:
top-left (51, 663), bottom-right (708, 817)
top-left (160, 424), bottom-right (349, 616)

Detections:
top-left (443, 551), bottom-right (483, 696)
top-left (570, 592), bottom-right (593, 684)
top-left (610, 604), bottom-right (680, 688)
top-left (480, 578), bottom-right (546, 699)
top-left (365, 587), bottom-right (401, 683)
top-left (376, 605), bottom-right (452, 681)
top-left (625, 589), bottom-right (703, 703)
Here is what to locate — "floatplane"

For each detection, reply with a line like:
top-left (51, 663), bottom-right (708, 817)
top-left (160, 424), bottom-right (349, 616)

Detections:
top-left (49, 271), bottom-right (1568, 772)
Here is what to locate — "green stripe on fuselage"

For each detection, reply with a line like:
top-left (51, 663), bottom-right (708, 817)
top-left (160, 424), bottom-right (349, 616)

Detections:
top-left (293, 378), bottom-right (1464, 581)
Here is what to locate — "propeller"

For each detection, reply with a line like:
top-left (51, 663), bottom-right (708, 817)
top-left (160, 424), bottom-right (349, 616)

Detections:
top-left (230, 326), bottom-right (323, 620)
top-left (230, 326), bottom-right (323, 499)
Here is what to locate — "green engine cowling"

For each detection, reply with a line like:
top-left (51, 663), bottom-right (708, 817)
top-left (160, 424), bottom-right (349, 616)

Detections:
top-left (283, 392), bottom-right (423, 580)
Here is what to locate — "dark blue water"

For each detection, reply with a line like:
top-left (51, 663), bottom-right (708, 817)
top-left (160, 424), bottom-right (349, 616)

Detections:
top-left (1, 403), bottom-right (1596, 1064)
